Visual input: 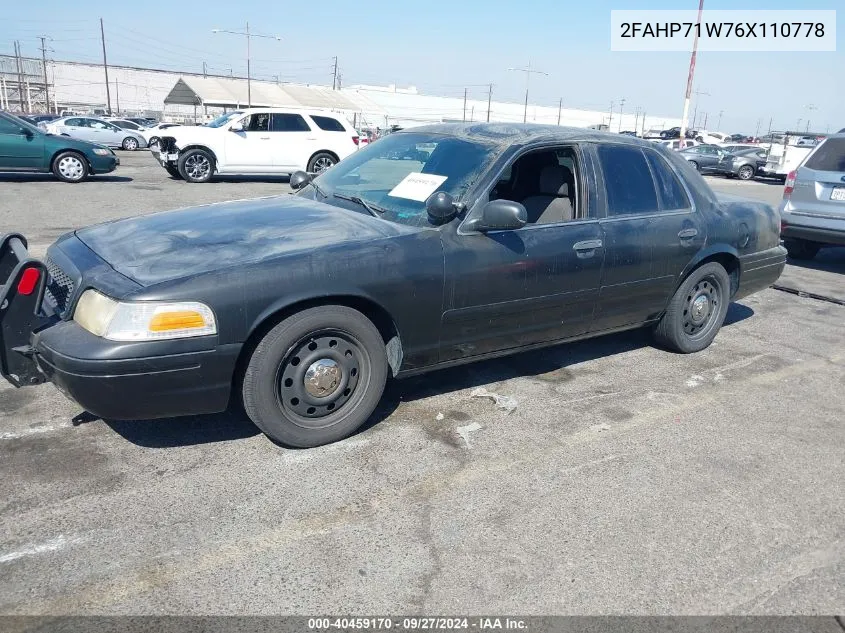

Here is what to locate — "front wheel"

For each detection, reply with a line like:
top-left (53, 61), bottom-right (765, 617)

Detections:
top-left (783, 238), bottom-right (820, 260)
top-left (653, 262), bottom-right (730, 353)
top-left (52, 151), bottom-right (89, 183)
top-left (307, 152), bottom-right (337, 174)
top-left (242, 306), bottom-right (388, 448)
top-left (177, 148), bottom-right (214, 183)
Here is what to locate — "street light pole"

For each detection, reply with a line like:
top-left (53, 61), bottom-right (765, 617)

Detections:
top-left (680, 0), bottom-right (705, 142)
top-left (212, 23), bottom-right (280, 108)
top-left (508, 62), bottom-right (548, 123)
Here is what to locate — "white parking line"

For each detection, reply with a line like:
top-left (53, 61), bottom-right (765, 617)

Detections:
top-left (0, 422), bottom-right (72, 441)
top-left (0, 535), bottom-right (75, 564)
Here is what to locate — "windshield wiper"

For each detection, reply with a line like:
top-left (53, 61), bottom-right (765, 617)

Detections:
top-left (332, 193), bottom-right (387, 217)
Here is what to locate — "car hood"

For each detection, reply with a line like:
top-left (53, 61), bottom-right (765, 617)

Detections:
top-left (75, 195), bottom-right (420, 287)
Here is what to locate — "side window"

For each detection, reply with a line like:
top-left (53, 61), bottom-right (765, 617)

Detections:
top-left (90, 120), bottom-right (109, 129)
top-left (270, 113), bottom-right (311, 132)
top-left (245, 113), bottom-right (270, 132)
top-left (596, 145), bottom-right (659, 217)
top-left (644, 150), bottom-right (692, 212)
top-left (0, 117), bottom-right (20, 134)
top-left (310, 115), bottom-right (346, 132)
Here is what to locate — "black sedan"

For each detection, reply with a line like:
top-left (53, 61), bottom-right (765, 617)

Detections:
top-left (0, 124), bottom-right (787, 448)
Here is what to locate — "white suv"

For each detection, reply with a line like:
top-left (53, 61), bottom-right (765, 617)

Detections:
top-left (154, 108), bottom-right (360, 183)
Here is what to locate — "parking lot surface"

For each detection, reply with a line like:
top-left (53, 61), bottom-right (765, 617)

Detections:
top-left (1, 153), bottom-right (843, 614)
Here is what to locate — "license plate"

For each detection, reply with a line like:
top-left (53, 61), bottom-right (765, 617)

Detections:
top-left (831, 187), bottom-right (845, 201)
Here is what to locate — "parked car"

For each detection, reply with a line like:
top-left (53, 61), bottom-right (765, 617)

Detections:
top-left (0, 123), bottom-right (786, 447)
top-left (661, 127), bottom-right (698, 140)
top-left (139, 122), bottom-right (181, 149)
top-left (106, 118), bottom-right (147, 133)
top-left (659, 139), bottom-right (700, 151)
top-left (619, 130), bottom-right (638, 137)
top-left (43, 116), bottom-right (147, 151)
top-left (126, 117), bottom-right (155, 128)
top-left (154, 108), bottom-right (359, 182)
top-left (721, 144), bottom-right (760, 154)
top-left (779, 134), bottom-right (845, 259)
top-left (724, 147), bottom-right (769, 180)
top-left (643, 128), bottom-right (664, 139)
top-left (679, 144), bottom-right (731, 172)
top-left (0, 111), bottom-right (119, 182)
top-left (727, 134), bottom-right (749, 143)
top-left (795, 136), bottom-right (820, 148)
top-left (695, 131), bottom-right (730, 145)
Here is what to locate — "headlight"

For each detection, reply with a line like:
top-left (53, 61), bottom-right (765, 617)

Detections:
top-left (73, 289), bottom-right (217, 341)
top-left (92, 148), bottom-right (111, 156)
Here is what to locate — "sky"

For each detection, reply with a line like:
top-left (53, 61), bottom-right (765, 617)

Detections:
top-left (2, 0), bottom-right (842, 134)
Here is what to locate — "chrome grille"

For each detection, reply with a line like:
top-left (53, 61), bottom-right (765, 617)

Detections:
top-left (43, 255), bottom-right (75, 315)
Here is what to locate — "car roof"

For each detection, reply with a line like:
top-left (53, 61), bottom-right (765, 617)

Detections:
top-left (393, 122), bottom-right (651, 149)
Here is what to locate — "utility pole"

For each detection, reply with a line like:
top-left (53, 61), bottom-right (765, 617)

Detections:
top-left (332, 56), bottom-right (338, 90)
top-left (100, 18), bottom-right (112, 114)
top-left (462, 88), bottom-right (467, 122)
top-left (703, 112), bottom-right (708, 129)
top-left (507, 62), bottom-right (548, 123)
top-left (213, 24), bottom-right (280, 107)
top-left (641, 111), bottom-right (647, 136)
top-left (203, 61), bottom-right (207, 77)
top-left (796, 118), bottom-right (802, 132)
top-left (13, 41), bottom-right (24, 112)
top-left (115, 80), bottom-right (119, 113)
top-left (618, 98), bottom-right (626, 132)
top-left (633, 107), bottom-right (640, 135)
top-left (486, 83), bottom-right (492, 122)
top-left (767, 117), bottom-right (773, 134)
top-left (608, 100), bottom-right (614, 130)
top-left (557, 98), bottom-right (562, 125)
top-left (680, 0), bottom-right (705, 141)
top-left (39, 36), bottom-right (51, 114)
top-left (717, 110), bottom-right (724, 130)
top-left (755, 118), bottom-right (762, 138)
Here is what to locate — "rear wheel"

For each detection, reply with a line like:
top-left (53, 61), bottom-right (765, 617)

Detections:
top-left (177, 148), bottom-right (214, 183)
top-left (52, 151), bottom-right (89, 183)
top-left (122, 136), bottom-right (139, 151)
top-left (242, 306), bottom-right (388, 448)
top-left (307, 152), bottom-right (337, 174)
top-left (737, 165), bottom-right (755, 180)
top-left (653, 262), bottom-right (730, 353)
top-left (688, 160), bottom-right (700, 171)
top-left (784, 238), bottom-right (820, 260)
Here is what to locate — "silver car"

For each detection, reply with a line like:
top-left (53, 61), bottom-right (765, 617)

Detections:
top-left (44, 116), bottom-right (147, 151)
top-left (779, 133), bottom-right (845, 259)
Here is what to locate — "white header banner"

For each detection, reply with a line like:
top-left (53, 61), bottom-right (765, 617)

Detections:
top-left (611, 10), bottom-right (836, 52)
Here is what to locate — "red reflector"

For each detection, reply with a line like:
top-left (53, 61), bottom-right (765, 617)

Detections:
top-left (352, 136), bottom-right (359, 146)
top-left (17, 267), bottom-right (40, 296)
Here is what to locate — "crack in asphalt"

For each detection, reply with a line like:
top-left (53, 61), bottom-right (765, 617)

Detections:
top-left (772, 284), bottom-right (845, 307)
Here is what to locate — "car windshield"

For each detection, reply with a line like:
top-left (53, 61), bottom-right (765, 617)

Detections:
top-left (306, 132), bottom-right (500, 227)
top-left (207, 112), bottom-right (244, 128)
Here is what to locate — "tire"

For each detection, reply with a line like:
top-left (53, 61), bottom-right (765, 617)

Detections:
top-left (122, 136), bottom-right (139, 151)
top-left (783, 238), bottom-right (820, 261)
top-left (307, 152), bottom-right (337, 174)
top-left (653, 262), bottom-right (731, 354)
top-left (737, 165), bottom-right (755, 180)
top-left (149, 136), bottom-right (160, 150)
top-left (177, 148), bottom-right (214, 183)
top-left (242, 306), bottom-right (389, 448)
top-left (688, 160), bottom-right (700, 171)
top-left (164, 165), bottom-right (182, 179)
top-left (51, 151), bottom-right (89, 183)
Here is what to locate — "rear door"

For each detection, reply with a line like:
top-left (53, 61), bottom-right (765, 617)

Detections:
top-left (270, 113), bottom-right (314, 171)
top-left (790, 137), bottom-right (845, 226)
top-left (591, 143), bottom-right (704, 332)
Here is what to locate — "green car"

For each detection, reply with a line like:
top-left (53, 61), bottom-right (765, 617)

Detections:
top-left (0, 111), bottom-right (119, 183)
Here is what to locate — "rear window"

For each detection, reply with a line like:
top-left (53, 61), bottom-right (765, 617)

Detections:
top-left (597, 145), bottom-right (659, 216)
top-left (804, 138), bottom-right (845, 172)
top-left (644, 150), bottom-right (691, 211)
top-left (310, 115), bottom-right (346, 132)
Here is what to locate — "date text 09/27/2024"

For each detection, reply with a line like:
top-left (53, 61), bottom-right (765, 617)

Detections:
top-left (307, 618), bottom-right (527, 630)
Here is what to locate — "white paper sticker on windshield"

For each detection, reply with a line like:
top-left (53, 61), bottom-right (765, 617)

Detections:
top-left (388, 173), bottom-right (448, 202)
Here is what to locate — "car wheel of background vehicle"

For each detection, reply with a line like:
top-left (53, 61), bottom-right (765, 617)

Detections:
top-left (178, 148), bottom-right (214, 183)
top-left (307, 152), bottom-right (337, 174)
top-left (164, 165), bottom-right (182, 179)
top-left (149, 136), bottom-right (160, 150)
top-left (242, 305), bottom-right (388, 448)
top-left (737, 165), bottom-right (755, 180)
top-left (653, 262), bottom-right (730, 354)
top-left (51, 151), bottom-right (89, 183)
top-left (122, 136), bottom-right (139, 151)
top-left (783, 238), bottom-right (820, 260)
top-left (688, 160), bottom-right (699, 171)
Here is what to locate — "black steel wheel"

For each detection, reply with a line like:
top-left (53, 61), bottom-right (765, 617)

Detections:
top-left (654, 262), bottom-right (730, 353)
top-left (242, 305), bottom-right (388, 447)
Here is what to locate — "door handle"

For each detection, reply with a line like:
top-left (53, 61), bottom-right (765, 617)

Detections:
top-left (259, 136), bottom-right (271, 140)
top-left (573, 240), bottom-right (603, 251)
top-left (678, 228), bottom-right (698, 239)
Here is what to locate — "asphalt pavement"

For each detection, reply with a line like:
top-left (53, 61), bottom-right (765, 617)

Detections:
top-left (1, 153), bottom-right (842, 615)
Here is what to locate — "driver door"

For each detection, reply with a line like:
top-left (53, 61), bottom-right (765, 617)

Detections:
top-left (224, 112), bottom-right (276, 171)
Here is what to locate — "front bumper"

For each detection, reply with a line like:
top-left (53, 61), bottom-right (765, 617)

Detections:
top-left (89, 153), bottom-right (119, 174)
top-left (1, 233), bottom-right (240, 421)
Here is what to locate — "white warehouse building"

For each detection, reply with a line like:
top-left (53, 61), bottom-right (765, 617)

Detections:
top-left (1, 55), bottom-right (682, 133)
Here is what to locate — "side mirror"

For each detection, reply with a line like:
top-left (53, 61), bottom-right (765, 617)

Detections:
top-left (229, 122), bottom-right (244, 132)
top-left (426, 191), bottom-right (457, 222)
top-left (20, 127), bottom-right (33, 137)
top-left (465, 199), bottom-right (527, 232)
top-left (289, 170), bottom-right (312, 190)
